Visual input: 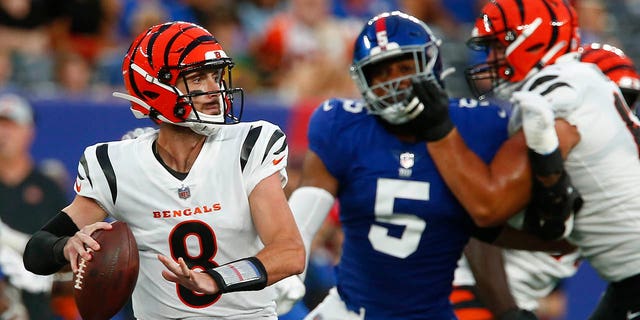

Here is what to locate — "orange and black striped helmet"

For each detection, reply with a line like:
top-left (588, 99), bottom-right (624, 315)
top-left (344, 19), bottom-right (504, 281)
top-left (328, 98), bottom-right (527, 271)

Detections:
top-left (118, 21), bottom-right (243, 130)
top-left (580, 43), bottom-right (640, 108)
top-left (465, 0), bottom-right (580, 99)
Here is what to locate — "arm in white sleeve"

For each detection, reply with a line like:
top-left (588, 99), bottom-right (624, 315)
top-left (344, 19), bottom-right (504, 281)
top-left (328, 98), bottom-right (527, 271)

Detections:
top-left (289, 186), bottom-right (336, 276)
top-left (273, 186), bottom-right (335, 315)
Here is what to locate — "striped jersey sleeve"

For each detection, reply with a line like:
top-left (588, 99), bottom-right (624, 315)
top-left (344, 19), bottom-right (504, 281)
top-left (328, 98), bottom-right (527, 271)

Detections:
top-left (239, 120), bottom-right (289, 194)
top-left (74, 142), bottom-right (118, 214)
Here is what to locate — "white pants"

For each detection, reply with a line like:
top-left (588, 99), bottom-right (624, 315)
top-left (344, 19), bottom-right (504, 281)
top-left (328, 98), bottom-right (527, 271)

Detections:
top-left (303, 287), bottom-right (365, 320)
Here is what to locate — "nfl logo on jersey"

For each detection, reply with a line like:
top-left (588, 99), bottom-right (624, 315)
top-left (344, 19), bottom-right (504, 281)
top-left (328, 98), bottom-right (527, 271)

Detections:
top-left (178, 185), bottom-right (191, 199)
top-left (399, 152), bottom-right (414, 177)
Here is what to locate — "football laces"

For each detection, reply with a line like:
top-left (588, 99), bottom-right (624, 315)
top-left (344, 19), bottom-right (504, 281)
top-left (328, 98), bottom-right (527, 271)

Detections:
top-left (74, 248), bottom-right (93, 290)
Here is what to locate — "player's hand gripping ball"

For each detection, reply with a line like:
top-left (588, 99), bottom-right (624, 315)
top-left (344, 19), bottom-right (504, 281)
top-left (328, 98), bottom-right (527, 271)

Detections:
top-left (73, 221), bottom-right (139, 320)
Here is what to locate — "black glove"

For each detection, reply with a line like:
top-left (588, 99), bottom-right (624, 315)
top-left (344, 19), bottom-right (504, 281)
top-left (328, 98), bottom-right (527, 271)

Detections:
top-left (498, 308), bottom-right (539, 320)
top-left (523, 170), bottom-right (584, 240)
top-left (392, 76), bottom-right (453, 141)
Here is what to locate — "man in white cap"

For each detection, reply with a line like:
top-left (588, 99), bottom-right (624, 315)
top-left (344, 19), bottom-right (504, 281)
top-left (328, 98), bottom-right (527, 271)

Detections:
top-left (0, 93), bottom-right (71, 320)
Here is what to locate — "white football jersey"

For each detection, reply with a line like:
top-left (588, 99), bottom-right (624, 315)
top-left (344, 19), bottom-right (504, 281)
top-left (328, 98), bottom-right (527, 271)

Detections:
top-left (453, 249), bottom-right (579, 311)
top-left (74, 121), bottom-right (288, 319)
top-left (510, 53), bottom-right (640, 282)
top-left (454, 210), bottom-right (580, 311)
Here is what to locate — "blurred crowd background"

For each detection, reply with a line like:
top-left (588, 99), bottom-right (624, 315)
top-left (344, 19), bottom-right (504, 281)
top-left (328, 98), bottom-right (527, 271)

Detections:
top-left (0, 0), bottom-right (631, 105)
top-left (0, 0), bottom-right (634, 319)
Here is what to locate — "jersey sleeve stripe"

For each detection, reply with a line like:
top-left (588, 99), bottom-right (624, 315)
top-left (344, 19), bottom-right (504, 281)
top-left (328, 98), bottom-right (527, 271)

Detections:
top-left (540, 82), bottom-right (571, 96)
top-left (79, 154), bottom-right (93, 187)
top-left (240, 125), bottom-right (262, 172)
top-left (96, 144), bottom-right (118, 204)
top-left (262, 129), bottom-right (285, 162)
top-left (528, 75), bottom-right (559, 91)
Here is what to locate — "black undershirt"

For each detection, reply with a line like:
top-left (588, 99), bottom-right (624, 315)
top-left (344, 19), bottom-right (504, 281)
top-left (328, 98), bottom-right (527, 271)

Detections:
top-left (152, 140), bottom-right (189, 180)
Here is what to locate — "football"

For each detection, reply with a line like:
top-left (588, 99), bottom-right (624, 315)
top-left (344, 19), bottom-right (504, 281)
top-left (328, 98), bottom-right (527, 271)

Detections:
top-left (73, 221), bottom-right (139, 320)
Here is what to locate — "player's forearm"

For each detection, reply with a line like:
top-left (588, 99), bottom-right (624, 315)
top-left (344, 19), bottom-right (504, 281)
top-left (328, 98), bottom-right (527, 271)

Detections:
top-left (465, 238), bottom-right (518, 316)
top-left (492, 225), bottom-right (577, 253)
top-left (426, 130), bottom-right (531, 226)
top-left (24, 211), bottom-right (79, 275)
top-left (255, 238), bottom-right (305, 286)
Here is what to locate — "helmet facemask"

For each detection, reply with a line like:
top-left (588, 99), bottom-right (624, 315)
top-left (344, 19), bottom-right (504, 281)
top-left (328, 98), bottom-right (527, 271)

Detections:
top-left (464, 33), bottom-right (519, 100)
top-left (174, 62), bottom-right (244, 135)
top-left (351, 43), bottom-right (440, 125)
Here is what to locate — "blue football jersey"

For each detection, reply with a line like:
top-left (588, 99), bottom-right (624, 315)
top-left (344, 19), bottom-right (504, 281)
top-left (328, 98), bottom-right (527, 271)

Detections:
top-left (307, 97), bottom-right (509, 319)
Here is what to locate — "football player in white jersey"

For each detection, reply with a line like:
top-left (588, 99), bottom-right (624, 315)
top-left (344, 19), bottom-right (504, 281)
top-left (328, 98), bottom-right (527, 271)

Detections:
top-left (22, 21), bottom-right (305, 319)
top-left (406, 0), bottom-right (640, 318)
top-left (452, 42), bottom-right (640, 320)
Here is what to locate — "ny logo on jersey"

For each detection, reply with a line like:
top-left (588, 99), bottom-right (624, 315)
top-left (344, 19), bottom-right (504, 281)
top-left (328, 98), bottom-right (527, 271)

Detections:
top-left (178, 185), bottom-right (191, 199)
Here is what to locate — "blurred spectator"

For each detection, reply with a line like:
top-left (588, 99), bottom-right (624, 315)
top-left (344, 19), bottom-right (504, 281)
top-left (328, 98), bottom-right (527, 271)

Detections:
top-left (576, 0), bottom-right (621, 46)
top-left (96, 0), bottom-right (169, 89)
top-left (0, 0), bottom-right (61, 92)
top-left (0, 93), bottom-right (75, 320)
top-left (31, 52), bottom-right (111, 100)
top-left (400, 0), bottom-right (487, 39)
top-left (605, 1), bottom-right (640, 68)
top-left (54, 52), bottom-right (111, 100)
top-left (0, 50), bottom-right (18, 94)
top-left (124, 0), bottom-right (169, 39)
top-left (252, 0), bottom-right (360, 102)
top-left (54, 52), bottom-right (94, 97)
top-left (49, 0), bottom-right (121, 64)
top-left (236, 0), bottom-right (286, 41)
top-left (0, 0), bottom-right (60, 55)
top-left (116, 0), bottom-right (198, 40)
top-left (199, 3), bottom-right (259, 92)
top-left (400, 0), bottom-right (489, 97)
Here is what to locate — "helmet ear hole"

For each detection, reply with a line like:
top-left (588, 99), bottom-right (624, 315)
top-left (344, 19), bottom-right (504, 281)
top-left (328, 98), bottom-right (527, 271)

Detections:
top-left (505, 30), bottom-right (516, 42)
top-left (503, 66), bottom-right (513, 78)
top-left (158, 67), bottom-right (172, 84)
top-left (174, 100), bottom-right (190, 119)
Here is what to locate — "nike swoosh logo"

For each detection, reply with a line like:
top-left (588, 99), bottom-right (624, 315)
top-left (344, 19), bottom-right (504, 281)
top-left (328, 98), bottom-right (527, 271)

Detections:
top-left (627, 310), bottom-right (640, 320)
top-left (75, 179), bottom-right (82, 192)
top-left (272, 156), bottom-right (285, 165)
